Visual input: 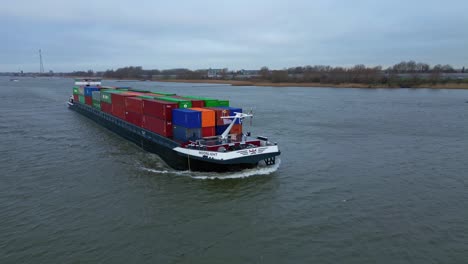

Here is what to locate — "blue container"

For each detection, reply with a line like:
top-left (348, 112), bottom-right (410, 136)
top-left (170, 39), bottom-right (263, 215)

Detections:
top-left (84, 87), bottom-right (100, 97)
top-left (217, 107), bottom-right (243, 124)
top-left (172, 109), bottom-right (202, 128)
top-left (173, 125), bottom-right (201, 142)
top-left (215, 125), bottom-right (229, 135)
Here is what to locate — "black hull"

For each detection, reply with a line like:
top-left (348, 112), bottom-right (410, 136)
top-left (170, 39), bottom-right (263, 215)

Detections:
top-left (69, 103), bottom-right (260, 172)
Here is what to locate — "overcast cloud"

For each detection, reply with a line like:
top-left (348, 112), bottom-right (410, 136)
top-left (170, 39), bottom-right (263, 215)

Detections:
top-left (2, 0), bottom-right (467, 71)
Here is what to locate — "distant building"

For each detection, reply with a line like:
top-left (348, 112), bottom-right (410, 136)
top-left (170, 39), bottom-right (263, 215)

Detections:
top-left (235, 69), bottom-right (260, 79)
top-left (240, 69), bottom-right (259, 75)
top-left (207, 68), bottom-right (227, 78)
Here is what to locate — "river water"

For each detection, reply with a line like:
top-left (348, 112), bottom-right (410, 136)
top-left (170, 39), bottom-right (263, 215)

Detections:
top-left (1, 77), bottom-right (468, 263)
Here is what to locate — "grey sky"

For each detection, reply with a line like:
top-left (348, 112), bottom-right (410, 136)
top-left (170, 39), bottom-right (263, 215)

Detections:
top-left (2, 0), bottom-right (467, 72)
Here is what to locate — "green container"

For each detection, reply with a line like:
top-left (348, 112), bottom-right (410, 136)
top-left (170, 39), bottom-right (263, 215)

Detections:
top-left (158, 97), bottom-right (192, 108)
top-left (183, 95), bottom-right (204, 100)
top-left (129, 89), bottom-right (152, 93)
top-left (204, 100), bottom-right (220, 107)
top-left (100, 90), bottom-right (126, 104)
top-left (152, 91), bottom-right (176, 96)
top-left (92, 100), bottom-right (101, 110)
top-left (79, 95), bottom-right (85, 104)
top-left (100, 92), bottom-right (112, 104)
top-left (73, 87), bottom-right (80, 95)
top-left (217, 100), bottom-right (230, 107)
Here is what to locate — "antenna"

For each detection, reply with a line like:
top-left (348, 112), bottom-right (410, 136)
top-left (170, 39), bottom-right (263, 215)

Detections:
top-left (248, 107), bottom-right (254, 126)
top-left (39, 49), bottom-right (44, 73)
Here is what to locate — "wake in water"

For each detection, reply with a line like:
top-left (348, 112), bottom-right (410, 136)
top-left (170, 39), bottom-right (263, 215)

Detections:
top-left (140, 159), bottom-right (281, 180)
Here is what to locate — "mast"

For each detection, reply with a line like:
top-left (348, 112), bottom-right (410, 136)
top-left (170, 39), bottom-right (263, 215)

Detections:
top-left (39, 49), bottom-right (44, 73)
top-left (220, 112), bottom-right (253, 141)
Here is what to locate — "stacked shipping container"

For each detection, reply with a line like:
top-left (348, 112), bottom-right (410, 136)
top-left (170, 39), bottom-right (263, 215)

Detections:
top-left (208, 107), bottom-right (243, 136)
top-left (73, 86), bottom-right (241, 142)
top-left (91, 91), bottom-right (101, 110)
top-left (125, 97), bottom-right (143, 126)
top-left (191, 108), bottom-right (216, 137)
top-left (142, 99), bottom-right (178, 137)
top-left (72, 87), bottom-right (79, 102)
top-left (84, 87), bottom-right (99, 106)
top-left (172, 109), bottom-right (202, 141)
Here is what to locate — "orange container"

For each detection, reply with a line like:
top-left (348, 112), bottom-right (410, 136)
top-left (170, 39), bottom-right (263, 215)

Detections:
top-left (190, 108), bottom-right (215, 127)
top-left (230, 124), bottom-right (243, 135)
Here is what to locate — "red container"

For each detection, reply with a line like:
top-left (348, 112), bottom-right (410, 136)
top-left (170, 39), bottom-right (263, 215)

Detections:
top-left (73, 94), bottom-right (79, 101)
top-left (111, 93), bottom-right (135, 105)
top-left (125, 111), bottom-right (143, 126)
top-left (208, 107), bottom-right (232, 125)
top-left (201, 126), bottom-right (215, 137)
top-left (142, 99), bottom-right (178, 120)
top-left (112, 103), bottom-right (126, 120)
top-left (85, 96), bottom-right (93, 106)
top-left (172, 96), bottom-right (205, 107)
top-left (125, 97), bottom-right (143, 114)
top-left (101, 102), bottom-right (112, 114)
top-left (230, 124), bottom-right (243, 135)
top-left (189, 100), bottom-right (205, 108)
top-left (142, 115), bottom-right (173, 137)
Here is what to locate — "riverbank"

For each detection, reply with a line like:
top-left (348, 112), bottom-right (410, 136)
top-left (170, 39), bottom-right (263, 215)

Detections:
top-left (156, 79), bottom-right (468, 89)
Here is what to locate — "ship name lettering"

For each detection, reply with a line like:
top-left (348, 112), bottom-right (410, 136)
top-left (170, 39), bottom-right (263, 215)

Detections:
top-left (199, 151), bottom-right (217, 156)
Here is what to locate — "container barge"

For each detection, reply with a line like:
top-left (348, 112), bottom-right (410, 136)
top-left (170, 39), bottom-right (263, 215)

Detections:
top-left (67, 78), bottom-right (280, 172)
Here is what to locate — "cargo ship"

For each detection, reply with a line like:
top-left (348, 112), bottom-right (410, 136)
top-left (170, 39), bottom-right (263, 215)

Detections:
top-left (67, 78), bottom-right (280, 172)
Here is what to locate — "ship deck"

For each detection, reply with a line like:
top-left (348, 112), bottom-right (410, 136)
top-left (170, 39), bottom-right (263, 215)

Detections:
top-left (68, 102), bottom-right (280, 171)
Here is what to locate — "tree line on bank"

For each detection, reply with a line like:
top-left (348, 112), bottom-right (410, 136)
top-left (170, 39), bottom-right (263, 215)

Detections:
top-left (67, 61), bottom-right (467, 87)
top-left (264, 62), bottom-right (466, 86)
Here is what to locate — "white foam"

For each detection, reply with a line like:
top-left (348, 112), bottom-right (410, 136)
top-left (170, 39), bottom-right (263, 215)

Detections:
top-left (141, 168), bottom-right (190, 176)
top-left (141, 159), bottom-right (281, 180)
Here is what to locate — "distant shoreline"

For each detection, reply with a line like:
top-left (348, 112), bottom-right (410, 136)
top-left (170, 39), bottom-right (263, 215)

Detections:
top-left (74, 77), bottom-right (468, 89)
top-left (155, 79), bottom-right (468, 89)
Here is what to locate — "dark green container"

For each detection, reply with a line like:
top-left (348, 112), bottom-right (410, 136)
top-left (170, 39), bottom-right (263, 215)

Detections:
top-left (79, 95), bottom-right (85, 104)
top-left (158, 97), bottom-right (192, 108)
top-left (92, 100), bottom-right (101, 110)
